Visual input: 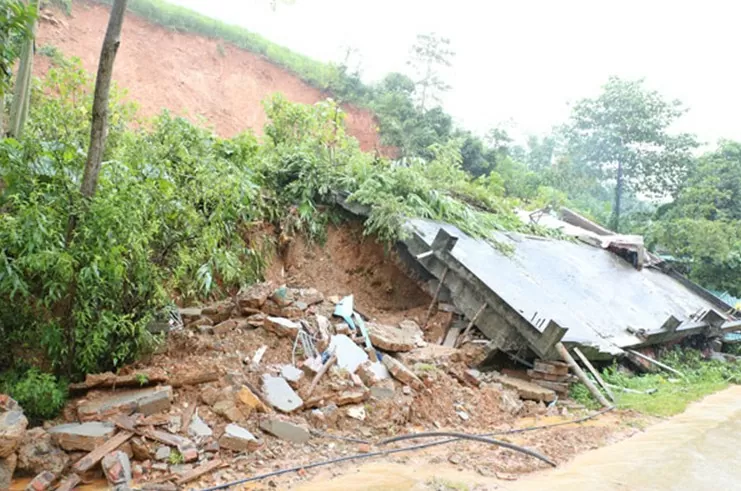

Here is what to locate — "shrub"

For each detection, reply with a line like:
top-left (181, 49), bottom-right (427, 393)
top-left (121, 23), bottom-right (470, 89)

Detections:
top-left (1, 368), bottom-right (67, 421)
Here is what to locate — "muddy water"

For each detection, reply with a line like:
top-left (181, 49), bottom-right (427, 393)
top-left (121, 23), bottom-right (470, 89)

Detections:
top-left (507, 385), bottom-right (741, 491)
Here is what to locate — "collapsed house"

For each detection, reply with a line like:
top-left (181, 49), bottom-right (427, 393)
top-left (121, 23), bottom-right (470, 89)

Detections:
top-left (387, 206), bottom-right (741, 363)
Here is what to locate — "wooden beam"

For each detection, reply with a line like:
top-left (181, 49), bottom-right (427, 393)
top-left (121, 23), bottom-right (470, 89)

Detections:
top-left (455, 302), bottom-right (487, 348)
top-left (424, 267), bottom-right (449, 328)
top-left (627, 349), bottom-right (684, 378)
top-left (573, 347), bottom-right (615, 403)
top-left (72, 430), bottom-right (133, 473)
top-left (555, 342), bottom-right (611, 408)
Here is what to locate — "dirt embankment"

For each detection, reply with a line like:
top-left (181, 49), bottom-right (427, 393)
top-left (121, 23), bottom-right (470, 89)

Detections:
top-left (35, 1), bottom-right (386, 154)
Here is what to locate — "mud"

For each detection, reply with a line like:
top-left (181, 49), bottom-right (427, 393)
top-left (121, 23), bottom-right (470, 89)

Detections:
top-left (36, 1), bottom-right (388, 154)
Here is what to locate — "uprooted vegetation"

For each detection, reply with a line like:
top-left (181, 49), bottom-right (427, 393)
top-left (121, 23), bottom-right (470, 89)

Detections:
top-left (0, 58), bottom-right (552, 416)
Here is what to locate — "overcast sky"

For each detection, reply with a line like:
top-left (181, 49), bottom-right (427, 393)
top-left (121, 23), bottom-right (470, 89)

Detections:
top-left (171, 0), bottom-right (739, 146)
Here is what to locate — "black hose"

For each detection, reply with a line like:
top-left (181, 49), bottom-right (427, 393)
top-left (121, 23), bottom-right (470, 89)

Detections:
top-left (195, 433), bottom-right (552, 491)
top-left (379, 405), bottom-right (615, 445)
top-left (197, 407), bottom-right (613, 490)
top-left (373, 431), bottom-right (555, 466)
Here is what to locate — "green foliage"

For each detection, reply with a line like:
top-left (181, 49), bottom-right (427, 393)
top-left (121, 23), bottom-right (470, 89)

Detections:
top-left (0, 368), bottom-right (67, 420)
top-left (168, 449), bottom-right (185, 465)
top-left (645, 141), bottom-right (741, 295)
top-left (0, 59), bottom-right (266, 377)
top-left (576, 349), bottom-right (741, 417)
top-left (41, 0), bottom-right (72, 15)
top-left (0, 0), bottom-right (37, 97)
top-left (38, 44), bottom-right (62, 59)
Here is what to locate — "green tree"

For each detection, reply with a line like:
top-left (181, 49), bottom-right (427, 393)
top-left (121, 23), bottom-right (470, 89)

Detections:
top-left (641, 141), bottom-right (741, 295)
top-left (406, 33), bottom-right (454, 112)
top-left (0, 0), bottom-right (36, 134)
top-left (566, 77), bottom-right (698, 231)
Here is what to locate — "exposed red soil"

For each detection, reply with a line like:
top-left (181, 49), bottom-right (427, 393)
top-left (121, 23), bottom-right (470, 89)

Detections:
top-left (267, 223), bottom-right (435, 325)
top-left (35, 1), bottom-right (387, 154)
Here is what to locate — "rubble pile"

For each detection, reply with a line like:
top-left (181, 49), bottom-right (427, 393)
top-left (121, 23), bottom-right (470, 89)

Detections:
top-left (2, 282), bottom-right (579, 489)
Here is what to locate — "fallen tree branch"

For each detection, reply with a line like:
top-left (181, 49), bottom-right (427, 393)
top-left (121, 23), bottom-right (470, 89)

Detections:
top-left (306, 353), bottom-right (336, 398)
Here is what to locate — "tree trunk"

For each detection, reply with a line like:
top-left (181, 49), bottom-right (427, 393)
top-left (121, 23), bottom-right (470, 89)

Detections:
top-left (62, 0), bottom-right (128, 376)
top-left (79, 0), bottom-right (128, 198)
top-left (610, 160), bottom-right (623, 233)
top-left (7, 0), bottom-right (39, 139)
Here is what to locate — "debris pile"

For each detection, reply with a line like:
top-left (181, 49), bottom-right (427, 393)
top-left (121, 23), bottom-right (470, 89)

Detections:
top-left (3, 281), bottom-right (593, 489)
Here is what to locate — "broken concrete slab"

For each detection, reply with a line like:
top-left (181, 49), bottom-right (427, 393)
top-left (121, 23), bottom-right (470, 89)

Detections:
top-left (219, 424), bottom-right (262, 452)
top-left (382, 355), bottom-right (424, 391)
top-left (77, 386), bottom-right (172, 421)
top-left (263, 316), bottom-right (301, 338)
top-left (259, 418), bottom-right (311, 443)
top-left (155, 446), bottom-right (171, 461)
top-left (188, 412), bottom-right (212, 439)
top-left (16, 427), bottom-right (69, 476)
top-left (329, 334), bottom-right (368, 373)
top-left (366, 322), bottom-right (418, 352)
top-left (356, 361), bottom-right (390, 387)
top-left (48, 421), bottom-right (116, 451)
top-left (261, 375), bottom-right (303, 413)
top-left (102, 450), bottom-right (132, 486)
top-left (0, 406), bottom-right (28, 458)
top-left (280, 365), bottom-right (305, 388)
top-left (489, 373), bottom-right (556, 402)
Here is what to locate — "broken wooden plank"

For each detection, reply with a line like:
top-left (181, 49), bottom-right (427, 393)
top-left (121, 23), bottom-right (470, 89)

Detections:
top-left (143, 428), bottom-right (192, 448)
top-left (306, 354), bottom-right (337, 398)
top-left (442, 326), bottom-right (461, 348)
top-left (455, 302), bottom-right (487, 348)
top-left (69, 368), bottom-right (168, 392)
top-left (170, 371), bottom-right (220, 388)
top-left (555, 342), bottom-right (611, 409)
top-left (175, 459), bottom-right (224, 486)
top-left (573, 347), bottom-right (615, 402)
top-left (627, 349), bottom-right (684, 378)
top-left (424, 267), bottom-right (449, 328)
top-left (72, 430), bottom-right (133, 473)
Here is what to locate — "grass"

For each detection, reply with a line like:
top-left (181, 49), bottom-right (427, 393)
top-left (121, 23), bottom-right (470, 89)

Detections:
top-left (570, 348), bottom-right (741, 417)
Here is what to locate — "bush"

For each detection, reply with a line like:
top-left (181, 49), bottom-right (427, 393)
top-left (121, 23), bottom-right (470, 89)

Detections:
top-left (1, 368), bottom-right (67, 421)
